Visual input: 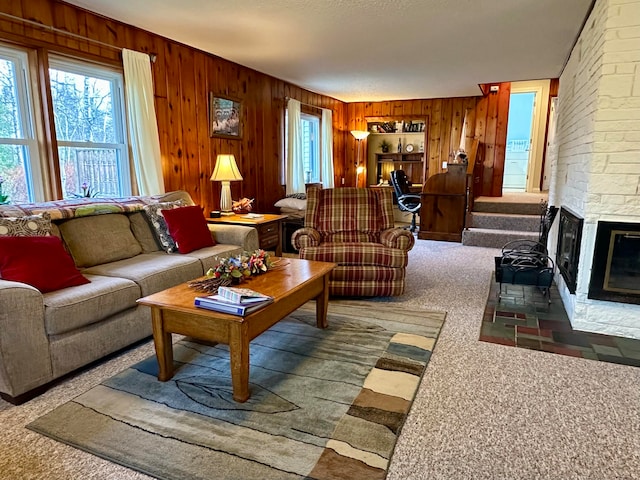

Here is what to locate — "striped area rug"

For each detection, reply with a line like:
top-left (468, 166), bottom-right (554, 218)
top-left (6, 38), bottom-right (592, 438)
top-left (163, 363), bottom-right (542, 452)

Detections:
top-left (28, 300), bottom-right (445, 480)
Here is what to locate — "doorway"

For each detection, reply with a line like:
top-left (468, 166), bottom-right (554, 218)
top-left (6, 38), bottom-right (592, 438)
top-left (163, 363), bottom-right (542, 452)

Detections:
top-left (503, 80), bottom-right (551, 193)
top-left (504, 92), bottom-right (535, 192)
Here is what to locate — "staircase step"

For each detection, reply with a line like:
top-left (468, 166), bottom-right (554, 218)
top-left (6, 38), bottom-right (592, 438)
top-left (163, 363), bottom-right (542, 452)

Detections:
top-left (473, 200), bottom-right (546, 215)
top-left (461, 228), bottom-right (539, 249)
top-left (468, 212), bottom-right (540, 232)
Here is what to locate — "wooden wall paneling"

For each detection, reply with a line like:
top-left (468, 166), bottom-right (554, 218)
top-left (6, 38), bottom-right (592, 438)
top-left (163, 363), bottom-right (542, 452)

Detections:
top-left (163, 42), bottom-right (186, 194)
top-left (332, 101), bottom-right (346, 188)
top-left (440, 99), bottom-right (453, 164)
top-left (410, 99), bottom-right (423, 116)
top-left (450, 97), bottom-right (464, 152)
top-left (51, 3), bottom-right (78, 51)
top-left (492, 82), bottom-right (510, 196)
top-left (194, 51), bottom-right (210, 208)
top-left (429, 99), bottom-right (442, 178)
top-left (392, 101), bottom-right (404, 117)
top-left (80, 10), bottom-right (101, 57)
top-left (462, 97), bottom-right (477, 153)
top-left (482, 88), bottom-right (499, 197)
top-left (20, 0), bottom-right (54, 44)
top-left (176, 47), bottom-right (199, 202)
top-left (0, 1), bottom-right (25, 37)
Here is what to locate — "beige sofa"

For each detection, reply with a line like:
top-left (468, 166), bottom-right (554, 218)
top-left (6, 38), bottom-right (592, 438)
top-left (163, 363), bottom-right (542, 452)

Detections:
top-left (0, 191), bottom-right (258, 404)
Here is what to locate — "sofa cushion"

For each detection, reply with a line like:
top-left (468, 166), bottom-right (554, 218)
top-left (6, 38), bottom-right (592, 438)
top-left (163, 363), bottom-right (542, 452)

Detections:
top-left (0, 236), bottom-right (90, 293)
top-left (143, 200), bottom-right (184, 253)
top-left (58, 214), bottom-right (142, 268)
top-left (0, 213), bottom-right (51, 236)
top-left (299, 243), bottom-right (408, 268)
top-left (162, 205), bottom-right (215, 254)
top-left (43, 274), bottom-right (141, 335)
top-left (83, 253), bottom-right (202, 296)
top-left (181, 244), bottom-right (244, 272)
top-left (128, 211), bottom-right (161, 253)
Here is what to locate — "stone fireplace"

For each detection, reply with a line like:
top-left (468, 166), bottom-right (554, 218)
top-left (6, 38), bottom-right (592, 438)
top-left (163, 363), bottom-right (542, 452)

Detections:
top-left (547, 0), bottom-right (640, 339)
top-left (588, 221), bottom-right (640, 305)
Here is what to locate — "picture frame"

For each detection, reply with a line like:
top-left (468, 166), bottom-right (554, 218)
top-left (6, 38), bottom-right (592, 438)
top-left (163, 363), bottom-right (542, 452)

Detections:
top-left (210, 94), bottom-right (242, 139)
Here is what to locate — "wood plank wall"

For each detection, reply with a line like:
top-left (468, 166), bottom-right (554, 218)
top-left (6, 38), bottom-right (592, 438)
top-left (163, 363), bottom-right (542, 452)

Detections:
top-left (0, 0), bottom-right (347, 214)
top-left (1, 0), bottom-right (517, 213)
top-left (347, 89), bottom-right (512, 197)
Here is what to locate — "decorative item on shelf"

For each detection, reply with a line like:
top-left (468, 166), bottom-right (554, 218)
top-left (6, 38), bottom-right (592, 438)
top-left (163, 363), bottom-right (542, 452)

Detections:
top-left (210, 154), bottom-right (243, 215)
top-left (397, 138), bottom-right (402, 153)
top-left (419, 141), bottom-right (425, 153)
top-left (405, 144), bottom-right (414, 153)
top-left (380, 139), bottom-right (391, 153)
top-left (232, 197), bottom-right (254, 214)
top-left (188, 249), bottom-right (276, 293)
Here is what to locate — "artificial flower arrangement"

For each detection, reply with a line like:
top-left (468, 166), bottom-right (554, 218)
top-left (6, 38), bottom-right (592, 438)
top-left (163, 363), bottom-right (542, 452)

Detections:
top-left (188, 249), bottom-right (274, 293)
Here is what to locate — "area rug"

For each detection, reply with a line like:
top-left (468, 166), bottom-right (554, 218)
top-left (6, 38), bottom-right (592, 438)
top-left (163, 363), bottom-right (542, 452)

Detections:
top-left (28, 300), bottom-right (445, 480)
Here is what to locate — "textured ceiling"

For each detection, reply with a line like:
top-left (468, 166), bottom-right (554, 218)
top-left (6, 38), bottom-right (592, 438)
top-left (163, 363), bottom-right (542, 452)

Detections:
top-left (64, 0), bottom-right (593, 102)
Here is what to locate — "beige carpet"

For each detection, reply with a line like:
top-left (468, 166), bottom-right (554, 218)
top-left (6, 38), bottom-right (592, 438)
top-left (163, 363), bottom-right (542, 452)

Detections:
top-left (1, 239), bottom-right (639, 479)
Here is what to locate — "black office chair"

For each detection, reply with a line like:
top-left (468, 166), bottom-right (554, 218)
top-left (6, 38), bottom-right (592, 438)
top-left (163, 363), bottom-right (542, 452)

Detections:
top-left (389, 170), bottom-right (421, 232)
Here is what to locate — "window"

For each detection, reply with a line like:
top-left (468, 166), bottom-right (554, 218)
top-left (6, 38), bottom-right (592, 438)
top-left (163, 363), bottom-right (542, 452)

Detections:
top-left (284, 106), bottom-right (323, 186)
top-left (49, 56), bottom-right (131, 198)
top-left (300, 113), bottom-right (320, 183)
top-left (0, 46), bottom-right (42, 203)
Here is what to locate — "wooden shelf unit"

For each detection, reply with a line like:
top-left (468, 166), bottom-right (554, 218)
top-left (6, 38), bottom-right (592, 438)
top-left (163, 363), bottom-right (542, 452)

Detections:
top-left (375, 153), bottom-right (425, 185)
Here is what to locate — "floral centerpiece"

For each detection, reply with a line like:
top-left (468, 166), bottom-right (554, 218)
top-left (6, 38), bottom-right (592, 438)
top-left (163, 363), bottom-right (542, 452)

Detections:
top-left (188, 249), bottom-right (274, 293)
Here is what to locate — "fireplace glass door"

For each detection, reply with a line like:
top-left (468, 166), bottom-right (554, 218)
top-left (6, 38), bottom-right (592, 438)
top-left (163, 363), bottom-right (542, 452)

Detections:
top-left (589, 221), bottom-right (640, 305)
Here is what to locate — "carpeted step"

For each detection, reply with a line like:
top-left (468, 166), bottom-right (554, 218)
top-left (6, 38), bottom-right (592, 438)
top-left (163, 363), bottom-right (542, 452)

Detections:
top-left (461, 228), bottom-right (539, 249)
top-left (467, 212), bottom-right (540, 232)
top-left (473, 200), bottom-right (546, 216)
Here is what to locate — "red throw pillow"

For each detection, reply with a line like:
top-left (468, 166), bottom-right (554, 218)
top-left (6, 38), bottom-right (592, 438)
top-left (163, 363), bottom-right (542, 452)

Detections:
top-left (0, 236), bottom-right (90, 293)
top-left (162, 205), bottom-right (215, 254)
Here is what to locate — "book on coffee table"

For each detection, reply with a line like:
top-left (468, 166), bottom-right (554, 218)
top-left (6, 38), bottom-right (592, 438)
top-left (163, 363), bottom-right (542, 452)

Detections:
top-left (194, 293), bottom-right (273, 316)
top-left (217, 286), bottom-right (272, 304)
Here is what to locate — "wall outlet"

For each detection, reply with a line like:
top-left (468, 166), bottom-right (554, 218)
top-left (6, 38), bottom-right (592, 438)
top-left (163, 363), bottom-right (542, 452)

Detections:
top-left (341, 177), bottom-right (345, 185)
top-left (442, 161), bottom-right (448, 169)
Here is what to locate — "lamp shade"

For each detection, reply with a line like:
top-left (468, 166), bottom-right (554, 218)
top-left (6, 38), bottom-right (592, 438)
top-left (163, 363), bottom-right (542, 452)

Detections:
top-left (350, 130), bottom-right (370, 140)
top-left (210, 154), bottom-right (243, 182)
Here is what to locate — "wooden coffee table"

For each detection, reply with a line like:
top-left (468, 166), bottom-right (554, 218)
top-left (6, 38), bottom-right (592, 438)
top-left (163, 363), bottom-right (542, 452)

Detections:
top-left (137, 258), bottom-right (336, 402)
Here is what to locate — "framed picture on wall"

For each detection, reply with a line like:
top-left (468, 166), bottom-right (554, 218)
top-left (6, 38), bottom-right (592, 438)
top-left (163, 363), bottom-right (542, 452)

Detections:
top-left (210, 94), bottom-right (242, 139)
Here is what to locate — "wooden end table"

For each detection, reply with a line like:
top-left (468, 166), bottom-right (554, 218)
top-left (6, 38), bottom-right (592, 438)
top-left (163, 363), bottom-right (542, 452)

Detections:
top-left (137, 258), bottom-right (336, 403)
top-left (207, 213), bottom-right (288, 256)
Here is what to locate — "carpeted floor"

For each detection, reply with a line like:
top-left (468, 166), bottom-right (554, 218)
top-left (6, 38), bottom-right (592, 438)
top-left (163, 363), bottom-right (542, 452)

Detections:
top-left (1, 239), bottom-right (639, 479)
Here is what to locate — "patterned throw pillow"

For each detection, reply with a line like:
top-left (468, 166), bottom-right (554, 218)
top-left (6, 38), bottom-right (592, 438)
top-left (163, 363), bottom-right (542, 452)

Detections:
top-left (285, 193), bottom-right (307, 200)
top-left (0, 213), bottom-right (52, 237)
top-left (142, 200), bottom-right (184, 253)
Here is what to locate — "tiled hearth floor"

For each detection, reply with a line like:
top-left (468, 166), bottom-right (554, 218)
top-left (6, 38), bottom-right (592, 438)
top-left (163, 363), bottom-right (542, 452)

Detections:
top-left (480, 277), bottom-right (640, 367)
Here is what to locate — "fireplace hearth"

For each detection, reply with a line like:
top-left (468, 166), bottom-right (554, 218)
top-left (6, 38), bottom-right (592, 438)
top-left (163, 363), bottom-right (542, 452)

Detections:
top-left (589, 221), bottom-right (640, 305)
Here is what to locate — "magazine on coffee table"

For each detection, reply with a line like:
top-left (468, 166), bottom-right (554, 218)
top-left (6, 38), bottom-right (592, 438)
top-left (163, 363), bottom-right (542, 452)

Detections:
top-left (217, 286), bottom-right (272, 304)
top-left (194, 291), bottom-right (273, 316)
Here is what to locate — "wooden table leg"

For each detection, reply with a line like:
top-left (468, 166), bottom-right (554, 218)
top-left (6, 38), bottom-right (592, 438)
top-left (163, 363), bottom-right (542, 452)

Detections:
top-left (316, 272), bottom-right (330, 329)
top-left (151, 308), bottom-right (174, 381)
top-left (229, 321), bottom-right (250, 402)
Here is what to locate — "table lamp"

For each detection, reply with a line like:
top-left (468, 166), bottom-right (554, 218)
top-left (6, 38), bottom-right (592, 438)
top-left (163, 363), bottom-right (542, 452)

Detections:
top-left (210, 154), bottom-right (243, 215)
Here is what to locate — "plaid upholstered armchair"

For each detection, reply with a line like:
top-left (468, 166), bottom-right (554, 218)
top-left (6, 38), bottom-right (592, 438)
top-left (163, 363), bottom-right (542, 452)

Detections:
top-left (291, 187), bottom-right (415, 296)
